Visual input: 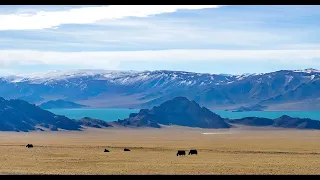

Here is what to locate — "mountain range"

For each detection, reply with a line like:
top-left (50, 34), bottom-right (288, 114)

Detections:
top-left (2, 96), bottom-right (320, 132)
top-left (1, 68), bottom-right (319, 110)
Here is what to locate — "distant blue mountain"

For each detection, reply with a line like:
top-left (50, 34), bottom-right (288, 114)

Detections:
top-left (1, 96), bottom-right (320, 131)
top-left (0, 68), bottom-right (319, 111)
top-left (0, 97), bottom-right (111, 132)
top-left (116, 97), bottom-right (230, 129)
top-left (118, 97), bottom-right (320, 130)
top-left (40, 100), bottom-right (88, 109)
top-left (227, 115), bottom-right (320, 130)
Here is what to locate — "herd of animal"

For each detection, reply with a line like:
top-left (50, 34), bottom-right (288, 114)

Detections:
top-left (26, 144), bottom-right (198, 156)
top-left (177, 149), bottom-right (198, 156)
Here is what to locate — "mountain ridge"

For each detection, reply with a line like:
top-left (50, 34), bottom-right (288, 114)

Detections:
top-left (1, 96), bottom-right (320, 131)
top-left (0, 97), bottom-right (112, 132)
top-left (117, 97), bottom-right (320, 130)
top-left (0, 68), bottom-right (319, 110)
top-left (40, 100), bottom-right (88, 109)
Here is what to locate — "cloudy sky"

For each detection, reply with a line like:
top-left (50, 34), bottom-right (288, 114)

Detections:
top-left (1, 5), bottom-right (320, 75)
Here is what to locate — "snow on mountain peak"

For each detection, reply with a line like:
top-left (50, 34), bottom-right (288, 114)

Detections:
top-left (6, 69), bottom-right (139, 84)
top-left (293, 68), bottom-right (320, 73)
top-left (0, 69), bottom-right (239, 88)
top-left (2, 69), bottom-right (319, 88)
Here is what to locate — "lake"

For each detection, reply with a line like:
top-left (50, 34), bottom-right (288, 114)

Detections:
top-left (48, 108), bottom-right (320, 122)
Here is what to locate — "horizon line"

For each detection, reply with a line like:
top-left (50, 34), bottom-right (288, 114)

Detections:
top-left (1, 68), bottom-right (319, 78)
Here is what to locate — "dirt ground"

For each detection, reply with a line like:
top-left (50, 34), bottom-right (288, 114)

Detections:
top-left (0, 126), bottom-right (320, 175)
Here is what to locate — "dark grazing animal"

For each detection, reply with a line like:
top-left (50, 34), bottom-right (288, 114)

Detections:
top-left (26, 144), bottom-right (33, 148)
top-left (176, 150), bottom-right (186, 156)
top-left (124, 148), bottom-right (130, 151)
top-left (188, 149), bottom-right (198, 155)
top-left (104, 149), bottom-right (110, 152)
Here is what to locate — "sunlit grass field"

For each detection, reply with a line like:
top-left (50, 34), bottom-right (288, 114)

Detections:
top-left (0, 126), bottom-right (320, 174)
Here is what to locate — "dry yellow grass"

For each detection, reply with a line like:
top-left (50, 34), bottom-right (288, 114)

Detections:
top-left (0, 126), bottom-right (320, 175)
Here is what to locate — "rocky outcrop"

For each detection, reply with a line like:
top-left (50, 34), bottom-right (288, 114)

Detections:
top-left (0, 97), bottom-right (81, 132)
top-left (78, 117), bottom-right (112, 128)
top-left (273, 115), bottom-right (320, 129)
top-left (227, 117), bottom-right (274, 126)
top-left (2, 96), bottom-right (320, 132)
top-left (40, 100), bottom-right (88, 109)
top-left (229, 104), bottom-right (267, 112)
top-left (115, 97), bottom-right (230, 129)
top-left (228, 115), bottom-right (320, 130)
top-left (0, 97), bottom-right (112, 132)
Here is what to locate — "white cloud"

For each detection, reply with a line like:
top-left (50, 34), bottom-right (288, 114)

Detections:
top-left (0, 17), bottom-right (299, 51)
top-left (275, 43), bottom-right (320, 49)
top-left (0, 5), bottom-right (221, 30)
top-left (43, 24), bottom-right (290, 47)
top-left (0, 49), bottom-right (319, 68)
top-left (0, 5), bottom-right (317, 51)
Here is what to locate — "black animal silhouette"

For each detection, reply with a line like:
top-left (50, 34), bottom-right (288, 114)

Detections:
top-left (124, 148), bottom-right (130, 151)
top-left (26, 144), bottom-right (33, 148)
top-left (104, 149), bottom-right (110, 152)
top-left (188, 149), bottom-right (198, 155)
top-left (176, 150), bottom-right (186, 156)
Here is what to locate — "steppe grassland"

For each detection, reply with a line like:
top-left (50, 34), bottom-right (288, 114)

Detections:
top-left (0, 126), bottom-right (320, 174)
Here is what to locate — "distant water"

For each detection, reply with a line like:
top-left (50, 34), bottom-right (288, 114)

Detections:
top-left (47, 108), bottom-right (320, 122)
top-left (48, 108), bottom-right (138, 122)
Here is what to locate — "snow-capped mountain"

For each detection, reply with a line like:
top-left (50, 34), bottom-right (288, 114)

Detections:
top-left (7, 69), bottom-right (237, 86)
top-left (0, 68), bottom-right (319, 110)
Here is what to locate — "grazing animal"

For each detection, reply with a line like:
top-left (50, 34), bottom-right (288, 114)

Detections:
top-left (124, 148), bottom-right (130, 151)
top-left (26, 144), bottom-right (33, 148)
top-left (176, 150), bottom-right (186, 156)
top-left (104, 149), bottom-right (110, 152)
top-left (188, 149), bottom-right (198, 155)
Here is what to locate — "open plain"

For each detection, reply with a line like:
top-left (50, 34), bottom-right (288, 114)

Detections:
top-left (0, 126), bottom-right (320, 175)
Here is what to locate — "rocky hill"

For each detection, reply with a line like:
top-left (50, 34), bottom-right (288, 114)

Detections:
top-left (228, 104), bottom-right (267, 112)
top-left (0, 97), bottom-right (110, 132)
top-left (1, 96), bottom-right (320, 131)
top-left (117, 97), bottom-right (320, 130)
top-left (78, 117), bottom-right (112, 128)
top-left (227, 115), bottom-right (320, 130)
top-left (40, 99), bottom-right (88, 109)
top-left (226, 117), bottom-right (274, 127)
top-left (273, 115), bottom-right (320, 129)
top-left (115, 97), bottom-right (230, 129)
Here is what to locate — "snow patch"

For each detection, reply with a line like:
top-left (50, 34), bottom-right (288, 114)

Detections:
top-left (310, 75), bottom-right (315, 80)
top-left (285, 75), bottom-right (293, 85)
top-left (293, 68), bottom-right (320, 73)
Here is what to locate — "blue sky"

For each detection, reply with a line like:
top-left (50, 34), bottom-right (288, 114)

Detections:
top-left (1, 5), bottom-right (320, 75)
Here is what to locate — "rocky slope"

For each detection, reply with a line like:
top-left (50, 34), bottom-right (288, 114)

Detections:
top-left (115, 97), bottom-right (231, 129)
top-left (273, 115), bottom-right (320, 129)
top-left (78, 117), bottom-right (112, 128)
top-left (40, 99), bottom-right (88, 109)
top-left (1, 96), bottom-right (320, 131)
top-left (0, 97), bottom-right (110, 132)
top-left (228, 104), bottom-right (267, 112)
top-left (117, 97), bottom-right (320, 130)
top-left (227, 115), bottom-right (320, 129)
